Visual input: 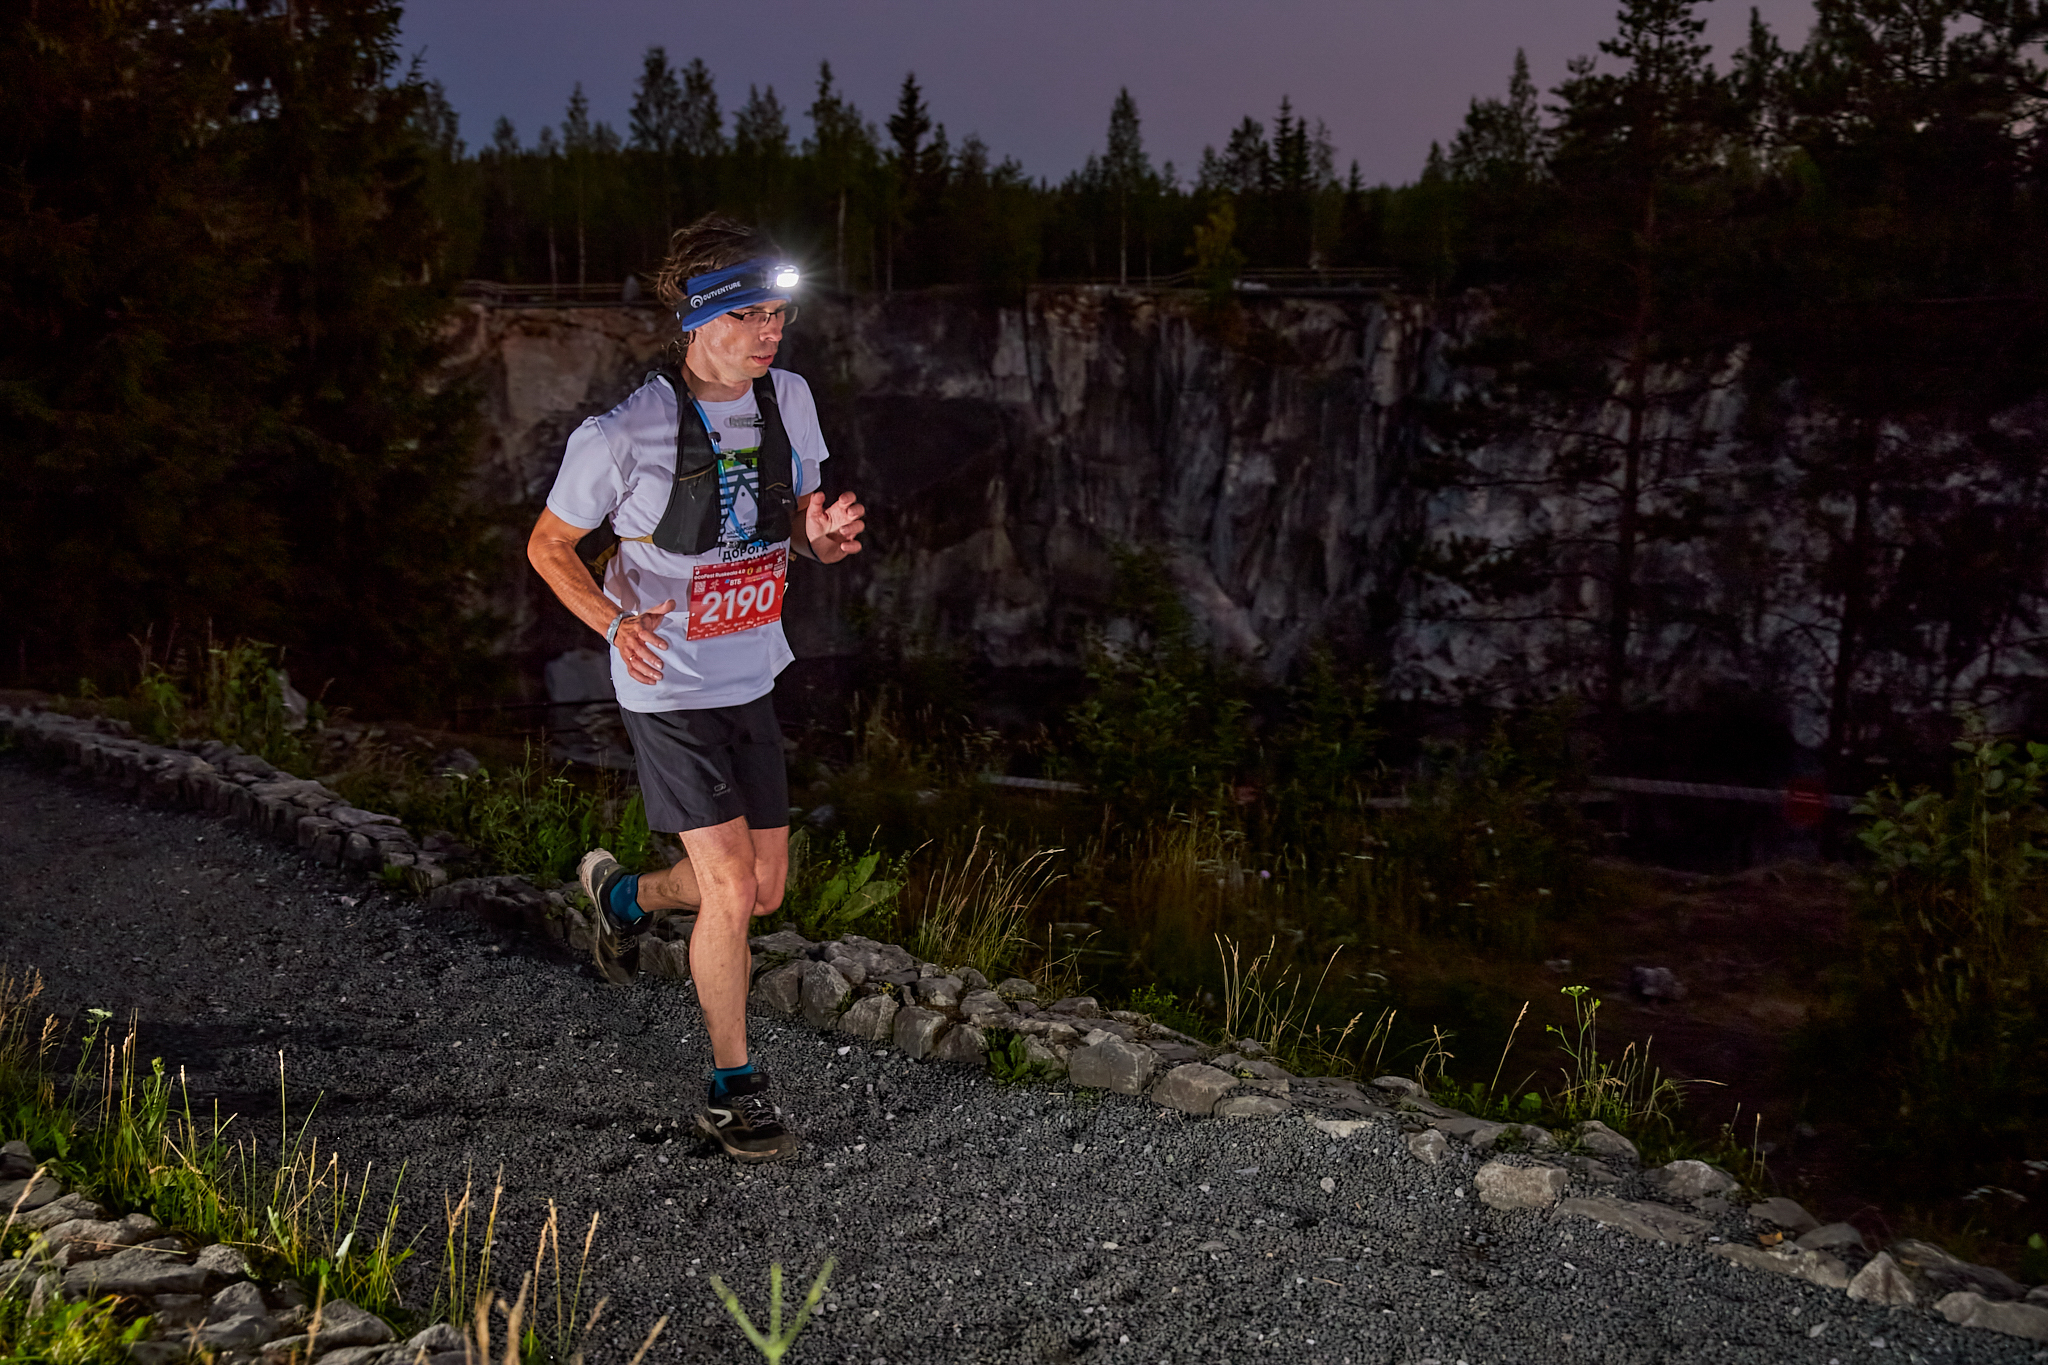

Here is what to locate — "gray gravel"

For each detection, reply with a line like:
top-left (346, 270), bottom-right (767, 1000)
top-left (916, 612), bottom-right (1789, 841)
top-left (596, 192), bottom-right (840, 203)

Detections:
top-left (1, 756), bottom-right (2040, 1365)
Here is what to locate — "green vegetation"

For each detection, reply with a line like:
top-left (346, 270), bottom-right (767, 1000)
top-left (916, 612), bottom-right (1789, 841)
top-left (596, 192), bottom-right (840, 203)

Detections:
top-left (0, 968), bottom-right (411, 1327)
top-left (783, 833), bottom-right (907, 943)
top-left (3, 0), bottom-right (494, 717)
top-left (708, 1260), bottom-right (834, 1365)
top-left (0, 1294), bottom-right (151, 1365)
top-left (1796, 737), bottom-right (2048, 1255)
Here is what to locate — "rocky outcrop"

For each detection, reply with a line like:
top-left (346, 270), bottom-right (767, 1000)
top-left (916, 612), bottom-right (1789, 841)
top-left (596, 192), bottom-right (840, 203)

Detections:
top-left (451, 289), bottom-right (2048, 747)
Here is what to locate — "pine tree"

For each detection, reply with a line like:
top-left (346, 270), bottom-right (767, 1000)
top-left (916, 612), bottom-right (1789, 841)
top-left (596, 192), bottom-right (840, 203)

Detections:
top-left (629, 47), bottom-right (684, 155)
top-left (1102, 89), bottom-right (1153, 285)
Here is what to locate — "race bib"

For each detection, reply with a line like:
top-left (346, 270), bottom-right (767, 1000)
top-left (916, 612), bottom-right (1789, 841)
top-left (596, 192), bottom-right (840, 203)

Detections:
top-left (686, 548), bottom-right (787, 640)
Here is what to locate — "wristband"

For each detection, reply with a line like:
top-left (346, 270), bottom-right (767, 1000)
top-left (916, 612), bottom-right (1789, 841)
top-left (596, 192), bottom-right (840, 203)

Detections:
top-left (605, 611), bottom-right (636, 646)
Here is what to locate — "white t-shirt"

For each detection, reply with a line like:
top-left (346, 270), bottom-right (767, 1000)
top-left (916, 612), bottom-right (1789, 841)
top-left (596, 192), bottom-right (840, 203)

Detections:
top-left (544, 368), bottom-right (828, 713)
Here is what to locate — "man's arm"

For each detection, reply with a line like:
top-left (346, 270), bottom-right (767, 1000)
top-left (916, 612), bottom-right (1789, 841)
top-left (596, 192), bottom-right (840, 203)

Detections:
top-left (526, 508), bottom-right (674, 684)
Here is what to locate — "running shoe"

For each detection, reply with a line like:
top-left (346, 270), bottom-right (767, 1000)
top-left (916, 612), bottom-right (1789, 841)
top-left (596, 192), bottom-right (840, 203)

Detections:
top-left (575, 847), bottom-right (646, 986)
top-left (694, 1071), bottom-right (799, 1163)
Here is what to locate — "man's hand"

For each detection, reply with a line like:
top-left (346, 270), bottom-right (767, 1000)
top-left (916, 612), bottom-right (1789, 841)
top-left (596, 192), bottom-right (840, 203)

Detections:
top-left (802, 491), bottom-right (866, 563)
top-left (614, 600), bottom-right (675, 684)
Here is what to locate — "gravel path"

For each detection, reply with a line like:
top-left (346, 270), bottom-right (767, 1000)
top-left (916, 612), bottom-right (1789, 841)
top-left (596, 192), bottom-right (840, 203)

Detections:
top-left (0, 756), bottom-right (2036, 1365)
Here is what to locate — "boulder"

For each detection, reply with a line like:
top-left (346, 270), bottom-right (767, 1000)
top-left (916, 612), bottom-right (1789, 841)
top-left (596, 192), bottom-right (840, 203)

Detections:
top-left (1406, 1130), bottom-right (1449, 1166)
top-left (1560, 1195), bottom-right (1712, 1245)
top-left (194, 1243), bottom-right (253, 1282)
top-left (1642, 1159), bottom-right (1738, 1201)
top-left (1795, 1221), bottom-right (1866, 1254)
top-left (933, 1024), bottom-right (988, 1066)
top-left (1150, 1064), bottom-right (1238, 1117)
top-left (1049, 996), bottom-right (1102, 1019)
top-left (1891, 1238), bottom-right (2028, 1301)
top-left (1067, 1038), bottom-right (1156, 1095)
top-left (1215, 1094), bottom-right (1290, 1120)
top-left (1573, 1121), bottom-right (1639, 1165)
top-left (63, 1247), bottom-right (206, 1297)
top-left (1474, 1162), bottom-right (1567, 1211)
top-left (995, 977), bottom-right (1038, 1000)
top-left (0, 1172), bottom-right (62, 1215)
top-left (1936, 1292), bottom-right (2048, 1342)
top-left (262, 1299), bottom-right (393, 1356)
top-left (1747, 1196), bottom-right (1820, 1236)
top-left (16, 1194), bottom-right (107, 1232)
top-left (799, 961), bottom-right (853, 1029)
top-left (913, 976), bottom-right (963, 1010)
top-left (959, 990), bottom-right (1008, 1024)
top-left (1847, 1252), bottom-right (1920, 1307)
top-left (838, 994), bottom-right (899, 1043)
top-left (891, 1007), bottom-right (950, 1061)
top-left (748, 962), bottom-right (803, 1017)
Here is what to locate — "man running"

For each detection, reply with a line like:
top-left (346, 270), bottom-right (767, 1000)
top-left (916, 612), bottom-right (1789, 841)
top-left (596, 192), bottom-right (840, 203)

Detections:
top-left (526, 214), bottom-right (865, 1163)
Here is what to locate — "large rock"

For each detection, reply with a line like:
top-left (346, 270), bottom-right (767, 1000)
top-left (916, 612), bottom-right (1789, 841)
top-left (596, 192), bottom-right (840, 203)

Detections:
top-left (1708, 1242), bottom-right (1851, 1289)
top-left (838, 994), bottom-right (899, 1043)
top-left (1573, 1121), bottom-right (1639, 1164)
top-left (892, 1007), bottom-right (950, 1060)
top-left (1747, 1196), bottom-right (1820, 1236)
top-left (262, 1299), bottom-right (393, 1356)
top-left (1936, 1292), bottom-right (2048, 1341)
top-left (1067, 1038), bottom-right (1156, 1095)
top-left (1847, 1251), bottom-right (1920, 1307)
top-left (63, 1247), bottom-right (206, 1297)
top-left (1150, 1064), bottom-right (1238, 1117)
top-left (748, 961), bottom-right (803, 1016)
top-left (1475, 1162), bottom-right (1566, 1211)
top-left (0, 1173), bottom-right (62, 1215)
top-left (1215, 1094), bottom-right (1290, 1119)
top-left (1891, 1238), bottom-right (2028, 1301)
top-left (1406, 1129), bottom-right (1448, 1165)
top-left (1560, 1196), bottom-right (1711, 1245)
top-left (15, 1194), bottom-right (106, 1232)
top-left (1310, 1118), bottom-right (1377, 1140)
top-left (1795, 1221), bottom-right (1866, 1254)
top-left (1642, 1159), bottom-right (1738, 1200)
top-left (913, 976), bottom-right (963, 1010)
top-left (799, 960), bottom-right (853, 1029)
top-left (933, 1024), bottom-right (988, 1066)
top-left (959, 990), bottom-right (1008, 1024)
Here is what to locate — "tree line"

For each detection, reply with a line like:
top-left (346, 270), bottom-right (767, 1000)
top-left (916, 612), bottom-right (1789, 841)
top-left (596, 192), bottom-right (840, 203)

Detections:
top-left (6, 0), bottom-right (2048, 760)
top-left (1407, 0), bottom-right (2048, 781)
top-left (426, 52), bottom-right (1387, 293)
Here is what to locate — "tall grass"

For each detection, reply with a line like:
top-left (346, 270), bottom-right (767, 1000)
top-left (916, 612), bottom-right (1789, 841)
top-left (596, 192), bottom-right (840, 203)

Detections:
top-left (0, 967), bottom-right (409, 1316)
top-left (908, 831), bottom-right (1063, 979)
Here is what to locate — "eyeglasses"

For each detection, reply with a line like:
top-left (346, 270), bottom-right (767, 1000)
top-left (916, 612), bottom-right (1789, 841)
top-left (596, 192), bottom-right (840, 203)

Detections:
top-left (727, 304), bottom-right (799, 327)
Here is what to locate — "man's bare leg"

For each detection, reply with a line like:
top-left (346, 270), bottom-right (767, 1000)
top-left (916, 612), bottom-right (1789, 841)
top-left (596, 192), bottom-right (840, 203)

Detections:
top-left (672, 820), bottom-right (789, 1068)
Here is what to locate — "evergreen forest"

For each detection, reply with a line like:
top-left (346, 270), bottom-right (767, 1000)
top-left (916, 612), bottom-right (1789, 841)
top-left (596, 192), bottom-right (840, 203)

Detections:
top-left (6, 0), bottom-right (2048, 717)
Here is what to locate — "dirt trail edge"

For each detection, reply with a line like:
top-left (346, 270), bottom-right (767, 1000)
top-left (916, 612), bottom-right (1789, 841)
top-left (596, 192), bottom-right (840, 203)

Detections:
top-left (0, 758), bottom-right (2028, 1365)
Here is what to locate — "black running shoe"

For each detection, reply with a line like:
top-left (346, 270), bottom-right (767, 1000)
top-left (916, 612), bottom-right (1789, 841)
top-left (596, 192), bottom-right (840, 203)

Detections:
top-left (694, 1072), bottom-right (799, 1163)
top-left (575, 848), bottom-right (646, 986)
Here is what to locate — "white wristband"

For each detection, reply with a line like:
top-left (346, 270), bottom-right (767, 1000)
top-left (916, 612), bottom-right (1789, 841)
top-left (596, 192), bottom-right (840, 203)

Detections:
top-left (605, 612), bottom-right (636, 646)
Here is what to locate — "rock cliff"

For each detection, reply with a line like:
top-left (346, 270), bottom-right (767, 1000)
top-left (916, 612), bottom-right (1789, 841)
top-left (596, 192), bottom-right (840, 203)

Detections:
top-left (446, 287), bottom-right (2048, 749)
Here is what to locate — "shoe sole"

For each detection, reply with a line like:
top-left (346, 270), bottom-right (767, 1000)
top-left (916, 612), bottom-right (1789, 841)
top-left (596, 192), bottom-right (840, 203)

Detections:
top-left (575, 849), bottom-right (636, 986)
top-left (693, 1111), bottom-right (797, 1164)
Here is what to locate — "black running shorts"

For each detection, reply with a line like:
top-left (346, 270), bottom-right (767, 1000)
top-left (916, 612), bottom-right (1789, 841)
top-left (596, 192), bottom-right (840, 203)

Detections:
top-left (618, 693), bottom-right (789, 834)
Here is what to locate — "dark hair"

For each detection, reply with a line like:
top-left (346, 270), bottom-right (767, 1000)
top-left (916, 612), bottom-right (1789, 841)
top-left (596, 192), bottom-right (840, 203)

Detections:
top-left (652, 213), bottom-right (783, 333)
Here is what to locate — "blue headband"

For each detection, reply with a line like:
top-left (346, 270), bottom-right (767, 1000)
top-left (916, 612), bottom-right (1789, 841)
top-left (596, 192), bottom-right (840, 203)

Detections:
top-left (675, 257), bottom-right (800, 332)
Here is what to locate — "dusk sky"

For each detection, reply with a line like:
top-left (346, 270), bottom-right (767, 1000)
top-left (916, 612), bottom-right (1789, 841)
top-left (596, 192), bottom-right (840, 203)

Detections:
top-left (399, 0), bottom-right (1819, 187)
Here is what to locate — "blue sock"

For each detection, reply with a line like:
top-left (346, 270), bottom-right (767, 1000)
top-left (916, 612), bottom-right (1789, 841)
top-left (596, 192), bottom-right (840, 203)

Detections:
top-left (604, 873), bottom-right (649, 930)
top-left (709, 1062), bottom-right (756, 1101)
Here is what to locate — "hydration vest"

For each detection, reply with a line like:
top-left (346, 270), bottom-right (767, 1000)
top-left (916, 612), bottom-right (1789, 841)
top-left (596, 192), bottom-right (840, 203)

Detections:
top-left (591, 369), bottom-right (797, 565)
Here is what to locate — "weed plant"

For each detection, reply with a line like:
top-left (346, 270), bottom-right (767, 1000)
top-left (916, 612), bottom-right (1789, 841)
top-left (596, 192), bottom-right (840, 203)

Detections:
top-left (1796, 735), bottom-right (2048, 1258)
top-left (709, 1261), bottom-right (834, 1364)
top-left (0, 968), bottom-right (409, 1317)
top-left (0, 1291), bottom-right (150, 1365)
top-left (782, 832), bottom-right (907, 942)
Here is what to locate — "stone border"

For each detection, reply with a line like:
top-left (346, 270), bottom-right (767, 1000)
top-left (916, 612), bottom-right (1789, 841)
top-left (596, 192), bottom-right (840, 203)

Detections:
top-left (6, 703), bottom-right (2047, 1348)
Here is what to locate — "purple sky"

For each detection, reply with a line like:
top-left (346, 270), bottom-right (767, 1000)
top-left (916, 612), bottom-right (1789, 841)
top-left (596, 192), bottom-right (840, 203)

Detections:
top-left (398, 0), bottom-right (1817, 186)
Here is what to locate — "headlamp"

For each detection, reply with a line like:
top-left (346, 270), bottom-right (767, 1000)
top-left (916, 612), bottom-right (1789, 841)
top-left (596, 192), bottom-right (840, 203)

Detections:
top-left (675, 257), bottom-right (802, 332)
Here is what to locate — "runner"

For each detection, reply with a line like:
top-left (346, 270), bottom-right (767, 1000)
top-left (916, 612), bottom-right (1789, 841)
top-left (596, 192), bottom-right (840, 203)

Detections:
top-left (525, 214), bottom-right (865, 1163)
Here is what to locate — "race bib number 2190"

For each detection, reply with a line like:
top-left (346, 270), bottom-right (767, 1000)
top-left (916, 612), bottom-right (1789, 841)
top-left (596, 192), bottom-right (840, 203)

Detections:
top-left (686, 548), bottom-right (787, 640)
